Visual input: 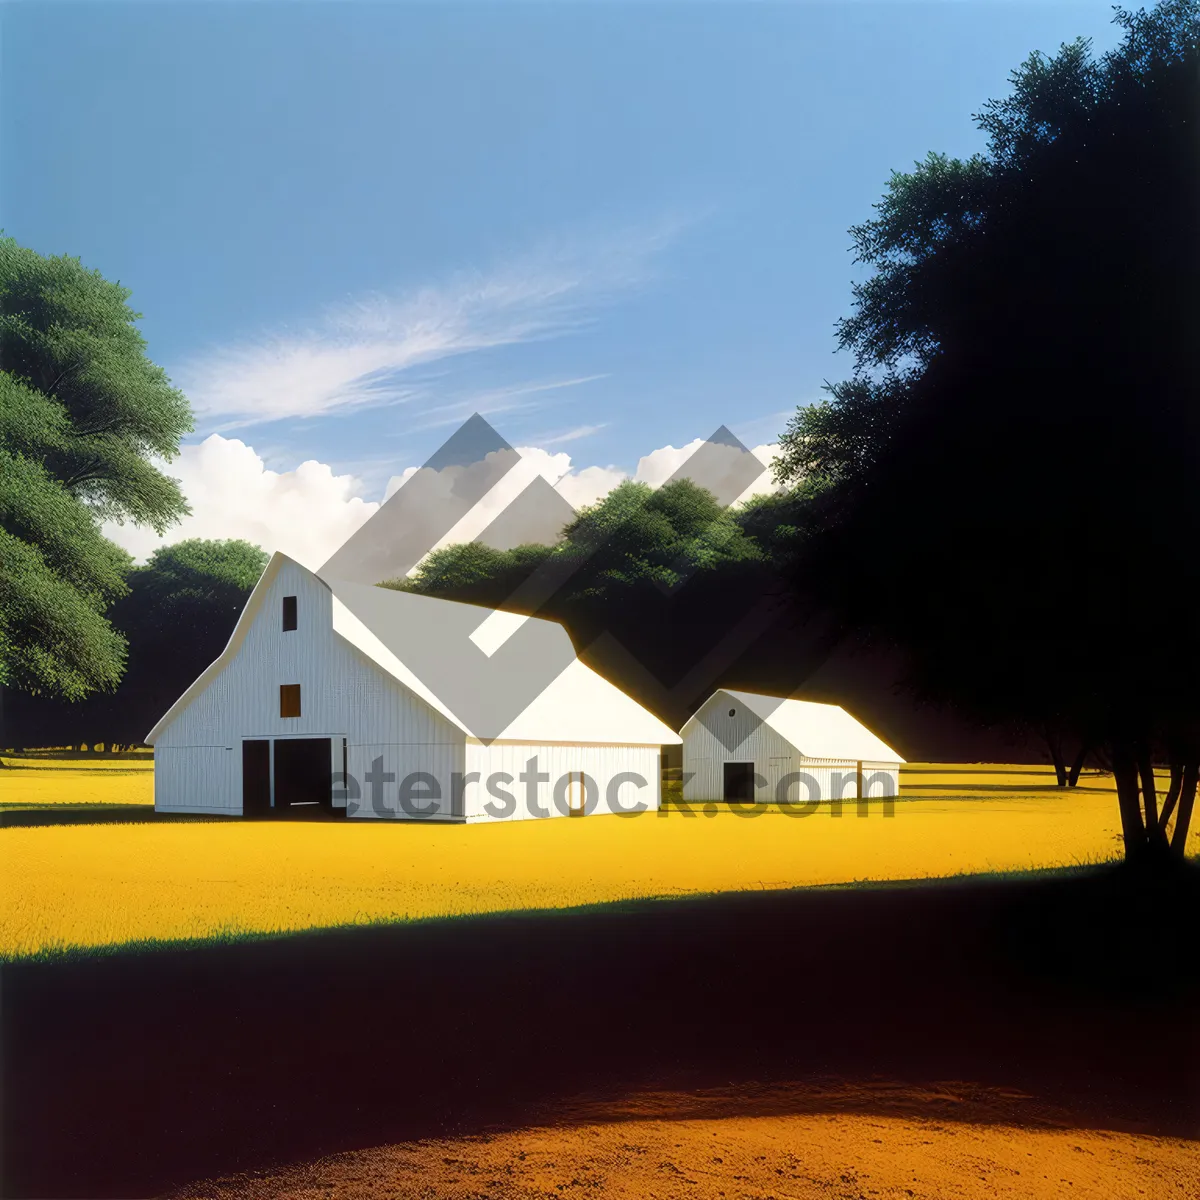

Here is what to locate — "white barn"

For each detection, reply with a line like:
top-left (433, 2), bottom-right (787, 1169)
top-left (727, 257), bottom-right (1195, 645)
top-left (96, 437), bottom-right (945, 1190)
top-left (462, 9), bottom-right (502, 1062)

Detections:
top-left (148, 552), bottom-right (679, 822)
top-left (681, 689), bottom-right (903, 805)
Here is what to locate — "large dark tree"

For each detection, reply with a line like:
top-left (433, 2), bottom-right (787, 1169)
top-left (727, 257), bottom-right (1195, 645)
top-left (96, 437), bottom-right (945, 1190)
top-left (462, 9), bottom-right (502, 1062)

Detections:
top-left (0, 239), bottom-right (192, 701)
top-left (775, 2), bottom-right (1200, 861)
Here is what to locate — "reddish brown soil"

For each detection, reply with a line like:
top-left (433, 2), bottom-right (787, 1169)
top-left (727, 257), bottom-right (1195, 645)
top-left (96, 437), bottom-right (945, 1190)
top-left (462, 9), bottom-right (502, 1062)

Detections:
top-left (170, 1081), bottom-right (1199, 1199)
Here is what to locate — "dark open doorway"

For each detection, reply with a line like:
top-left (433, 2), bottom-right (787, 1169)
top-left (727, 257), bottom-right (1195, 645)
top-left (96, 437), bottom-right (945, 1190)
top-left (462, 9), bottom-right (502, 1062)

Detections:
top-left (273, 738), bottom-right (333, 815)
top-left (723, 761), bottom-right (756, 803)
top-left (242, 740), bottom-right (271, 817)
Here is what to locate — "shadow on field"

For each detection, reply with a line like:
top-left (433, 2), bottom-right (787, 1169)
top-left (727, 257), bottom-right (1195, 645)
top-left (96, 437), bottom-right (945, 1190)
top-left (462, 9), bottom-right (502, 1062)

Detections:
top-left (3, 865), bottom-right (1199, 1199)
top-left (0, 807), bottom-right (216, 828)
top-left (898, 781), bottom-right (1114, 794)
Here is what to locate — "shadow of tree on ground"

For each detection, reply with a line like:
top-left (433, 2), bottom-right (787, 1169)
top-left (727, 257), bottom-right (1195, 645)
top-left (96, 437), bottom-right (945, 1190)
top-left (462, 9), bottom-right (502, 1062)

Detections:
top-left (3, 865), bottom-right (1198, 1198)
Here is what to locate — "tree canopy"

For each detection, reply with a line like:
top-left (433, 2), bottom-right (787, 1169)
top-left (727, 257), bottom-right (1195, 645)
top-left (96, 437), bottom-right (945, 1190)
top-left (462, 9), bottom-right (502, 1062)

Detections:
top-left (0, 238), bottom-right (192, 700)
top-left (393, 479), bottom-right (766, 607)
top-left (774, 1), bottom-right (1200, 859)
top-left (386, 478), bottom-right (817, 724)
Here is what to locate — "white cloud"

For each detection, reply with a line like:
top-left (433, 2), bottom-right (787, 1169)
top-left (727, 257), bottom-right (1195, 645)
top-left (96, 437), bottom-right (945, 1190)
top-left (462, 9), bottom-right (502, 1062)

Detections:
top-left (631, 439), bottom-right (707, 489)
top-left (103, 435), bottom-right (378, 569)
top-left (385, 436), bottom-right (781, 560)
top-left (176, 223), bottom-right (679, 430)
top-left (105, 429), bottom-right (782, 571)
top-left (630, 438), bottom-right (781, 504)
top-left (554, 463), bottom-right (628, 509)
top-left (407, 446), bottom-right (575, 561)
top-left (731, 443), bottom-right (783, 506)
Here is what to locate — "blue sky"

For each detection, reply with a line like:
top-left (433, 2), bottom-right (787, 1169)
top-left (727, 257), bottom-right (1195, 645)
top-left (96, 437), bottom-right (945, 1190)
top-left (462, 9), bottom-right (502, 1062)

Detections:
top-left (3, 2), bottom-right (1126, 556)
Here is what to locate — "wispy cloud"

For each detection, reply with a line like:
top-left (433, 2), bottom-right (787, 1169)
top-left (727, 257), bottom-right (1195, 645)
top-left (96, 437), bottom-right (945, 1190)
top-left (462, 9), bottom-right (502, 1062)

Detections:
top-left (402, 376), bottom-right (610, 434)
top-left (536, 423), bottom-right (608, 447)
top-left (176, 220), bottom-right (684, 430)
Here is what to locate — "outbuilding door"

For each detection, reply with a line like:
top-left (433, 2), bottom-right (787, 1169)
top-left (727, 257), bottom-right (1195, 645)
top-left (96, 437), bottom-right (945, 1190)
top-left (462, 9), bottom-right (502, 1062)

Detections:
top-left (723, 761), bottom-right (756, 803)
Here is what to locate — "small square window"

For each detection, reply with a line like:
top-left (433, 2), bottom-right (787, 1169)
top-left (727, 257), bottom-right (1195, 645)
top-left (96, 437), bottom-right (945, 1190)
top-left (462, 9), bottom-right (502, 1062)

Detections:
top-left (280, 684), bottom-right (301, 718)
top-left (282, 595), bottom-right (297, 631)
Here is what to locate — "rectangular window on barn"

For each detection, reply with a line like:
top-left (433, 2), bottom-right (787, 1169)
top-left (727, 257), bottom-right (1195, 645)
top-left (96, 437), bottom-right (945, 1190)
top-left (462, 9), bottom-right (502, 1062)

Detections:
top-left (280, 684), bottom-right (301, 718)
top-left (282, 595), bottom-right (297, 631)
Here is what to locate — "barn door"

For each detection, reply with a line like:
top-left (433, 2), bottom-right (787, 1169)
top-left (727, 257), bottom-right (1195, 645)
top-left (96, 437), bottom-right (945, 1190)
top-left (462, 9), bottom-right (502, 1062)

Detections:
top-left (273, 738), bottom-right (333, 814)
top-left (242, 740), bottom-right (271, 817)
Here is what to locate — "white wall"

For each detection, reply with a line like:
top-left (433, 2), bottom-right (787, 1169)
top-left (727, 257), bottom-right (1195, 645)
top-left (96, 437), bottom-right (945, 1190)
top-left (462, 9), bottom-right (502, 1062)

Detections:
top-left (154, 560), bottom-right (465, 815)
top-left (153, 745), bottom-right (237, 814)
top-left (682, 691), bottom-right (899, 803)
top-left (345, 738), bottom-right (466, 821)
top-left (462, 741), bottom-right (662, 822)
top-left (153, 560), bottom-right (664, 823)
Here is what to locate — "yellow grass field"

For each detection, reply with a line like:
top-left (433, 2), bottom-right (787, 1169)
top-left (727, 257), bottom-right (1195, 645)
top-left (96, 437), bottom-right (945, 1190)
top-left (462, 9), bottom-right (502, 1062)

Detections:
top-left (0, 756), bottom-right (1188, 959)
top-left (0, 751), bottom-right (154, 807)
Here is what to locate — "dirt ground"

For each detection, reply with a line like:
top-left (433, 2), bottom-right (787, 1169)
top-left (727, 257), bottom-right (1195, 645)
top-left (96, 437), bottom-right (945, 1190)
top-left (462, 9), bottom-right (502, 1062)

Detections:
top-left (171, 1081), bottom-right (1200, 1199)
top-left (6, 869), bottom-right (1197, 1198)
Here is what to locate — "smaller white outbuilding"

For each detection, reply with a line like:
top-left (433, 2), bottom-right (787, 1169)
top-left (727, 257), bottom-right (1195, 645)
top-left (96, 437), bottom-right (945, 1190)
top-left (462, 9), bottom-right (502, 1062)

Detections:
top-left (681, 689), bottom-right (903, 805)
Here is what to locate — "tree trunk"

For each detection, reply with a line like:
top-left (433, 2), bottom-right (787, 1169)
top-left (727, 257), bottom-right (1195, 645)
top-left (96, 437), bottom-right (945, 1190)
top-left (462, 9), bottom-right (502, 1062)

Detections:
top-left (1045, 731), bottom-right (1068, 788)
top-left (1111, 743), bottom-right (1147, 859)
top-left (1067, 742), bottom-right (1089, 787)
top-left (1158, 761), bottom-right (1184, 831)
top-left (1137, 750), bottom-right (1160, 838)
top-left (1170, 760), bottom-right (1198, 859)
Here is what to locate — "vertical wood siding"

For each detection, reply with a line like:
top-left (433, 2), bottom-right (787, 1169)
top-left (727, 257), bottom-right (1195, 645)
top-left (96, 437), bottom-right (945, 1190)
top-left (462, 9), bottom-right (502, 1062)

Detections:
top-left (153, 745), bottom-right (238, 814)
top-left (154, 562), bottom-right (464, 815)
top-left (462, 742), bottom-right (662, 822)
top-left (682, 692), bottom-right (900, 803)
top-left (153, 562), bottom-right (667, 822)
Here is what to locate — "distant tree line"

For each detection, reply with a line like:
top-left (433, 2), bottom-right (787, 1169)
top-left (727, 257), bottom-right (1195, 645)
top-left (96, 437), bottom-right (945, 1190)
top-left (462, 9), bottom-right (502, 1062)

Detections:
top-left (382, 481), bottom-right (821, 728)
top-left (3, 539), bottom-right (268, 750)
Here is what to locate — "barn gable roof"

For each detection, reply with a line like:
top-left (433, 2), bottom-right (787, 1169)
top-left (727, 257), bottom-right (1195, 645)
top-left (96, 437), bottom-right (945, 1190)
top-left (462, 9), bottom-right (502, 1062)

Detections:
top-left (145, 550), bottom-right (301, 744)
top-left (684, 689), bottom-right (904, 763)
top-left (328, 576), bottom-right (677, 744)
top-left (148, 552), bottom-right (678, 746)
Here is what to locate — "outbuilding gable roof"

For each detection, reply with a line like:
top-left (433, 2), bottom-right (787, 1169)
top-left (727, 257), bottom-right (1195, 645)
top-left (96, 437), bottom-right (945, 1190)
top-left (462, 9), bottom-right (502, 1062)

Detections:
top-left (684, 688), bottom-right (904, 762)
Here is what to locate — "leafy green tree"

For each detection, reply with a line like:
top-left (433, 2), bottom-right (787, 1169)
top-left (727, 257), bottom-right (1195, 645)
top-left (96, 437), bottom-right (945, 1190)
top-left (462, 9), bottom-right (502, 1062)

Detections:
top-left (771, 375), bottom-right (913, 499)
top-left (387, 479), bottom-right (813, 725)
top-left (775, 2), bottom-right (1200, 861)
top-left (391, 542), bottom-right (554, 607)
top-left (554, 479), bottom-right (762, 598)
top-left (392, 479), bottom-right (765, 608)
top-left (118, 539), bottom-right (268, 642)
top-left (0, 238), bottom-right (192, 700)
top-left (733, 490), bottom-right (811, 564)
